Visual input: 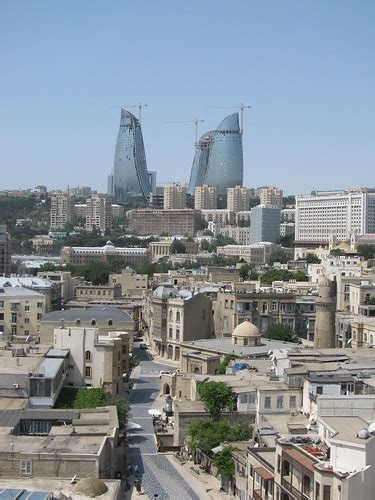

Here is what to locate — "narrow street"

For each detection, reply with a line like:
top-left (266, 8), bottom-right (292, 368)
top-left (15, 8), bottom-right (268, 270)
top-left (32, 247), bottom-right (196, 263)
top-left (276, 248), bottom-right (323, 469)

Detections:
top-left (127, 347), bottom-right (202, 499)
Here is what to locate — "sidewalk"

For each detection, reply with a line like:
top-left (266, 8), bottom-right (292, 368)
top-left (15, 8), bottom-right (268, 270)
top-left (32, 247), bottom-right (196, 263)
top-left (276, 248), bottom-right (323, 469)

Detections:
top-left (167, 455), bottom-right (229, 500)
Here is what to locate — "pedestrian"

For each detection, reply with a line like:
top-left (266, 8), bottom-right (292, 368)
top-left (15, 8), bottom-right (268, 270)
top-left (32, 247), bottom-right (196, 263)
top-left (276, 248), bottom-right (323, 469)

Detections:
top-left (134, 464), bottom-right (139, 476)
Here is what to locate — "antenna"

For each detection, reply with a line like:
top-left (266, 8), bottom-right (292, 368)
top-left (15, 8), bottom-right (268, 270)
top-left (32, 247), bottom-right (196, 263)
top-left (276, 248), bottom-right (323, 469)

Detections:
top-left (163, 117), bottom-right (204, 149)
top-left (205, 103), bottom-right (252, 134)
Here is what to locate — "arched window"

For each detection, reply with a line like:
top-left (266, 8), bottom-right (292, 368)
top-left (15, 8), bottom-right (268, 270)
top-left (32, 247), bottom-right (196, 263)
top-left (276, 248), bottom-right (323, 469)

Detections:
top-left (76, 319), bottom-right (81, 326)
top-left (169, 310), bottom-right (173, 321)
top-left (85, 350), bottom-right (92, 362)
top-left (364, 333), bottom-right (368, 343)
top-left (176, 311), bottom-right (181, 323)
top-left (91, 319), bottom-right (96, 326)
top-left (108, 319), bottom-right (113, 326)
top-left (370, 335), bottom-right (374, 345)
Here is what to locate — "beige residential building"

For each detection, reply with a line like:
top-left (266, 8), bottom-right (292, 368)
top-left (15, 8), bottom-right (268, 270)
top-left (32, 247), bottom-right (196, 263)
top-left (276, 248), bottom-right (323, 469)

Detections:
top-left (61, 241), bottom-right (147, 265)
top-left (201, 209), bottom-right (235, 225)
top-left (194, 185), bottom-right (217, 210)
top-left (227, 185), bottom-right (250, 212)
top-left (30, 234), bottom-right (55, 254)
top-left (0, 225), bottom-right (11, 276)
top-left (257, 186), bottom-right (283, 209)
top-left (218, 225), bottom-right (251, 245)
top-left (111, 203), bottom-right (124, 219)
top-left (37, 270), bottom-right (83, 304)
top-left (0, 287), bottom-right (45, 338)
top-left (74, 284), bottom-right (122, 302)
top-left (127, 208), bottom-right (203, 236)
top-left (73, 203), bottom-right (87, 220)
top-left (50, 193), bottom-right (74, 230)
top-left (148, 240), bottom-right (199, 262)
top-left (163, 183), bottom-right (187, 209)
top-left (108, 268), bottom-right (149, 294)
top-left (86, 195), bottom-right (112, 234)
top-left (54, 327), bottom-right (130, 394)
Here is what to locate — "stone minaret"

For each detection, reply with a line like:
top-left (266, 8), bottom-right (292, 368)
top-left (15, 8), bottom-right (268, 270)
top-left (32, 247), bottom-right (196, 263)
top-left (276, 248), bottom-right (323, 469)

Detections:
top-left (314, 276), bottom-right (337, 349)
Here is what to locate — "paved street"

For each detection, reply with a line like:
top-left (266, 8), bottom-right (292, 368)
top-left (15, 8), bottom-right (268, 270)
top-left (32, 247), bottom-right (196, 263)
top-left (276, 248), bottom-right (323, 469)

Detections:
top-left (128, 347), bottom-right (201, 499)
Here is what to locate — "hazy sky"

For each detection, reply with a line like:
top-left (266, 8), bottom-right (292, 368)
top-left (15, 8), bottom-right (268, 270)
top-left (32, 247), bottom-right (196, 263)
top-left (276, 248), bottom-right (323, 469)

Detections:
top-left (1, 1), bottom-right (374, 195)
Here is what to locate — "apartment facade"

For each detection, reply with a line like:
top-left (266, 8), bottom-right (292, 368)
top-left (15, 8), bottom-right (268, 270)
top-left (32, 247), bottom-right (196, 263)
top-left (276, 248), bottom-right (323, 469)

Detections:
top-left (194, 185), bottom-right (217, 210)
top-left (85, 195), bottom-right (112, 234)
top-left (257, 186), bottom-right (283, 209)
top-left (163, 183), bottom-right (187, 209)
top-left (127, 208), bottom-right (203, 236)
top-left (227, 185), bottom-right (250, 212)
top-left (295, 189), bottom-right (375, 244)
top-left (50, 193), bottom-right (74, 230)
top-left (0, 287), bottom-right (45, 338)
top-left (250, 205), bottom-right (281, 244)
top-left (0, 226), bottom-right (11, 276)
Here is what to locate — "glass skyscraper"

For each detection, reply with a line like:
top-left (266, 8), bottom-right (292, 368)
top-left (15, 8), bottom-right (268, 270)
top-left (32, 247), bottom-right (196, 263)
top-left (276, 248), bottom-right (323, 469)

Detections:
top-left (113, 109), bottom-right (151, 203)
top-left (188, 112), bottom-right (244, 195)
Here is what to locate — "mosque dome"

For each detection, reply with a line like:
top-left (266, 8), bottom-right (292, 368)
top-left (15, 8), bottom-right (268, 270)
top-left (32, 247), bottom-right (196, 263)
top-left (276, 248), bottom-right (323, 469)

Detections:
top-left (233, 321), bottom-right (260, 338)
top-left (73, 477), bottom-right (109, 497)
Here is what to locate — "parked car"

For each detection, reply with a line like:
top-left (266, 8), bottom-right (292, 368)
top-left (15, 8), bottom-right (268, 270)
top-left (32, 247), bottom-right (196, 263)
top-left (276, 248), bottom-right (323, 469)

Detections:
top-left (159, 370), bottom-right (173, 378)
top-left (140, 343), bottom-right (148, 349)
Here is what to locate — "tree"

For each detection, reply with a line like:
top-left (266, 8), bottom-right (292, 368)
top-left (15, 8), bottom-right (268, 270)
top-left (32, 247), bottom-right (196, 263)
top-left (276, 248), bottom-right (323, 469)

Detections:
top-left (260, 269), bottom-right (307, 286)
top-left (170, 239), bottom-right (186, 254)
top-left (267, 250), bottom-right (292, 265)
top-left (213, 448), bottom-right (235, 480)
top-left (330, 248), bottom-right (346, 256)
top-left (217, 354), bottom-right (239, 375)
top-left (357, 245), bottom-right (375, 261)
top-left (263, 323), bottom-right (300, 343)
top-left (197, 381), bottom-right (234, 419)
top-left (203, 229), bottom-right (214, 236)
top-left (187, 419), bottom-right (252, 456)
top-left (305, 254), bottom-right (321, 264)
top-left (129, 353), bottom-right (139, 371)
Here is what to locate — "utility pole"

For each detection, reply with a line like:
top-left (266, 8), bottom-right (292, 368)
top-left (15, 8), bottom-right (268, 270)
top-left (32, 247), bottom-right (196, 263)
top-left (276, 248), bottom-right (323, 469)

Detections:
top-left (163, 117), bottom-right (204, 150)
top-left (205, 103), bottom-right (252, 134)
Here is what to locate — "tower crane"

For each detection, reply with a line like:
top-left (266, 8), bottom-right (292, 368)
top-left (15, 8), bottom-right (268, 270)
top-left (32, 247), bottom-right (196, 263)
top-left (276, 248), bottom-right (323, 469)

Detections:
top-left (109, 103), bottom-right (148, 123)
top-left (163, 117), bottom-right (205, 150)
top-left (205, 103), bottom-right (252, 134)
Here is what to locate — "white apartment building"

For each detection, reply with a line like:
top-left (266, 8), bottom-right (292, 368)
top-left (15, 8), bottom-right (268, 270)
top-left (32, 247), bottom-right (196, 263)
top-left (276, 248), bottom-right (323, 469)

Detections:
top-left (227, 186), bottom-right (249, 212)
top-left (295, 189), bottom-right (375, 244)
top-left (85, 195), bottom-right (112, 234)
top-left (163, 183), bottom-right (187, 209)
top-left (194, 185), bottom-right (217, 210)
top-left (218, 225), bottom-right (251, 245)
top-left (201, 209), bottom-right (234, 225)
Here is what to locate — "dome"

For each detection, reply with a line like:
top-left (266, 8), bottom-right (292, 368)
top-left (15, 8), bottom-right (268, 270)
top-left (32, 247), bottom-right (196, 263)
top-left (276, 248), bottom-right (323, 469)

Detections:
top-left (73, 477), bottom-right (108, 497)
top-left (233, 321), bottom-right (260, 338)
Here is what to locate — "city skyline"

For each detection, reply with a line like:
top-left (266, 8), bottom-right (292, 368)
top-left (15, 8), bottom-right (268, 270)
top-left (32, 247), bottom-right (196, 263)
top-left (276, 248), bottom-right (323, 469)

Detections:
top-left (1, 1), bottom-right (375, 194)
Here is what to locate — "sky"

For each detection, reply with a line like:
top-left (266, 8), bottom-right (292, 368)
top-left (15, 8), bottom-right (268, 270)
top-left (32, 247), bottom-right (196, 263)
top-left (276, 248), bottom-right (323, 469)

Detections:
top-left (0, 1), bottom-right (374, 195)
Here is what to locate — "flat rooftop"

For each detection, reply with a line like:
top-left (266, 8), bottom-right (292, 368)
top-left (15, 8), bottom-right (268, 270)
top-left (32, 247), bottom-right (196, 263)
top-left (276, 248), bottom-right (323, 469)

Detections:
top-left (182, 337), bottom-right (299, 357)
top-left (321, 416), bottom-right (373, 445)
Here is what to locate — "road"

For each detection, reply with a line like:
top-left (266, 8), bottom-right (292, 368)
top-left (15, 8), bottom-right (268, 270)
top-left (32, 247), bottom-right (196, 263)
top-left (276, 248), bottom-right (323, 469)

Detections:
top-left (128, 347), bottom-right (201, 500)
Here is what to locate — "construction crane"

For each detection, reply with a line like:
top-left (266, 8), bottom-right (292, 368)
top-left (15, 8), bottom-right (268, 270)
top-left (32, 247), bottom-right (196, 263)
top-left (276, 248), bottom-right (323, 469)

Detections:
top-left (163, 117), bottom-right (204, 150)
top-left (205, 103), bottom-right (252, 134)
top-left (109, 103), bottom-right (148, 123)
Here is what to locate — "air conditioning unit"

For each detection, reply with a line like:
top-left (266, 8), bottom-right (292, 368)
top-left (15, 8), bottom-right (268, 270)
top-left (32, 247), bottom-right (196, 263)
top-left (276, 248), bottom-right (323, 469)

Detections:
top-left (13, 383), bottom-right (19, 389)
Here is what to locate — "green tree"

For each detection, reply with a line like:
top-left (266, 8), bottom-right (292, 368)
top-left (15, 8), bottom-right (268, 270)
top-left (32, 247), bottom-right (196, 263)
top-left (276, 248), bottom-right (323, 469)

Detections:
top-left (129, 353), bottom-right (139, 371)
top-left (203, 229), bottom-right (214, 236)
top-left (213, 448), bottom-right (235, 480)
top-left (170, 239), bottom-right (186, 254)
top-left (263, 323), bottom-right (300, 343)
top-left (217, 354), bottom-right (239, 375)
top-left (267, 250), bottom-right (292, 265)
top-left (260, 269), bottom-right (307, 286)
top-left (197, 381), bottom-right (234, 419)
top-left (330, 248), bottom-right (346, 256)
top-left (357, 245), bottom-right (375, 260)
top-left (305, 254), bottom-right (321, 264)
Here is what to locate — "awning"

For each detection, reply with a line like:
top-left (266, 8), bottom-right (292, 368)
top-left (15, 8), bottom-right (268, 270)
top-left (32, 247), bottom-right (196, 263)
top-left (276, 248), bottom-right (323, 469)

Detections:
top-left (254, 466), bottom-right (273, 481)
top-left (284, 448), bottom-right (316, 473)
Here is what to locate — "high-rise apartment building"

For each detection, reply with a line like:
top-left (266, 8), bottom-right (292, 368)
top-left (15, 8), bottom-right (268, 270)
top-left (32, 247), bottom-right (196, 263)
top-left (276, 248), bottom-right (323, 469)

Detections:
top-left (113, 109), bottom-right (151, 202)
top-left (194, 185), bottom-right (217, 210)
top-left (163, 183), bottom-right (187, 209)
top-left (295, 189), bottom-right (375, 244)
top-left (85, 195), bottom-right (112, 234)
top-left (0, 225), bottom-right (11, 276)
top-left (227, 186), bottom-right (250, 212)
top-left (257, 186), bottom-right (283, 209)
top-left (50, 193), bottom-right (74, 230)
top-left (250, 205), bottom-right (280, 244)
top-left (189, 113), bottom-right (243, 195)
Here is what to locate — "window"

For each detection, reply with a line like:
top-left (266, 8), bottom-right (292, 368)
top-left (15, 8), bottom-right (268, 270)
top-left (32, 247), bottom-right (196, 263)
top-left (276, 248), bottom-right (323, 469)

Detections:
top-left (316, 386), bottom-right (323, 395)
top-left (108, 319), bottom-right (113, 326)
top-left (277, 395), bottom-right (284, 408)
top-left (76, 319), bottom-right (81, 326)
top-left (315, 481), bottom-right (320, 500)
top-left (323, 485), bottom-right (331, 500)
top-left (282, 460), bottom-right (290, 476)
top-left (37, 302), bottom-right (43, 308)
top-left (117, 351), bottom-right (121, 361)
top-left (176, 329), bottom-right (180, 340)
top-left (11, 313), bottom-right (17, 324)
top-left (277, 455), bottom-right (281, 473)
top-left (169, 310), bottom-right (173, 321)
top-left (168, 328), bottom-right (173, 339)
top-left (24, 317), bottom-right (30, 324)
top-left (176, 311), bottom-right (181, 322)
top-left (11, 326), bottom-right (17, 334)
top-left (25, 305), bottom-right (30, 312)
top-left (117, 367), bottom-right (121, 377)
top-left (264, 396), bottom-right (271, 409)
top-left (20, 459), bottom-right (32, 475)
top-left (24, 330), bottom-right (29, 335)
top-left (290, 395), bottom-right (296, 409)
top-left (37, 313), bottom-right (42, 320)
top-left (85, 366), bottom-right (92, 378)
top-left (11, 303), bottom-right (18, 312)
top-left (85, 351), bottom-right (92, 361)
top-left (91, 319), bottom-right (96, 326)
top-left (272, 301), bottom-right (278, 311)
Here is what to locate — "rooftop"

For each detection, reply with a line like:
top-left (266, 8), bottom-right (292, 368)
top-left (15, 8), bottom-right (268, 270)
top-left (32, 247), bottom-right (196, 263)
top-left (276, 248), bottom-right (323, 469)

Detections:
top-left (42, 305), bottom-right (132, 322)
